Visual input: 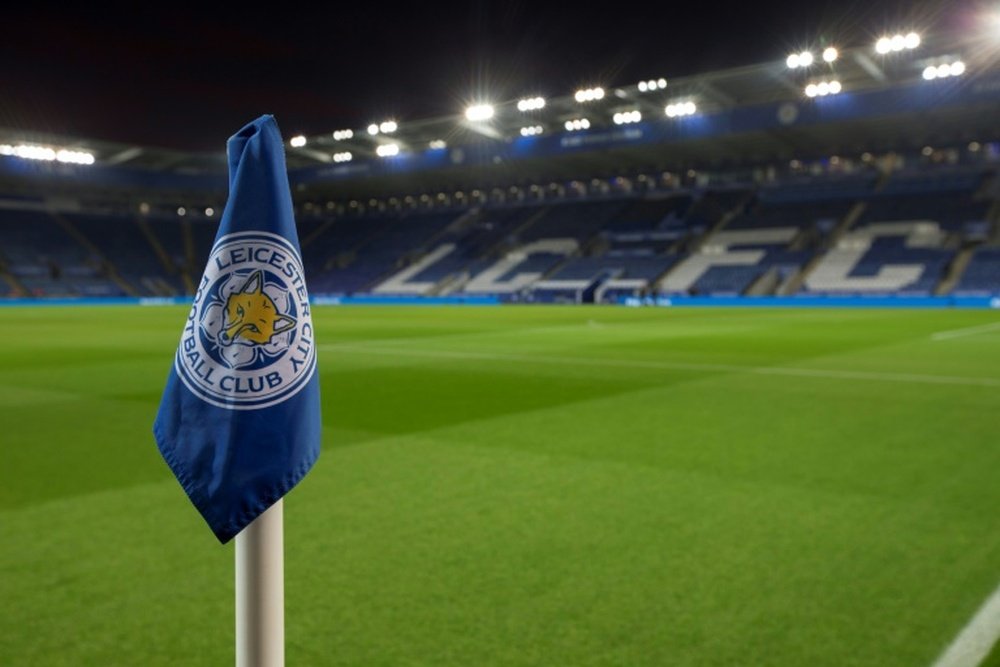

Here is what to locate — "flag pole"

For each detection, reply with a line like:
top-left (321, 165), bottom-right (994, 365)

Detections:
top-left (235, 499), bottom-right (284, 667)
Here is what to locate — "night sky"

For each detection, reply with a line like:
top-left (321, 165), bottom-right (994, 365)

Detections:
top-left (0, 0), bottom-right (972, 151)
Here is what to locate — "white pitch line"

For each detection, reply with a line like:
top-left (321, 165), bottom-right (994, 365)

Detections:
top-left (931, 322), bottom-right (1000, 341)
top-left (931, 581), bottom-right (1000, 667)
top-left (318, 344), bottom-right (1000, 389)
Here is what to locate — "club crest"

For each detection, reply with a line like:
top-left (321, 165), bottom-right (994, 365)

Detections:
top-left (175, 231), bottom-right (316, 410)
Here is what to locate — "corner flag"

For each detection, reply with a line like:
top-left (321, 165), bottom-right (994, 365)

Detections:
top-left (153, 115), bottom-right (321, 544)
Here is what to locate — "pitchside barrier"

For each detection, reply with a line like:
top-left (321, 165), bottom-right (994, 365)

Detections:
top-left (1, 294), bottom-right (999, 308)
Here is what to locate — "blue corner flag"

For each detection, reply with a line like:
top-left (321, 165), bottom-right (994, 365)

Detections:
top-left (153, 115), bottom-right (321, 543)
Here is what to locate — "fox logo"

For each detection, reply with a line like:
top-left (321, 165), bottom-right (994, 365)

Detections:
top-left (218, 271), bottom-right (297, 346)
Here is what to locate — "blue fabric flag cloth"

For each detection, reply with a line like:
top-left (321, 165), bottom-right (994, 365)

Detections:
top-left (154, 115), bottom-right (321, 543)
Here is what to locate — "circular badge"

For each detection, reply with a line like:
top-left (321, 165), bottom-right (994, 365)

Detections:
top-left (175, 231), bottom-right (316, 410)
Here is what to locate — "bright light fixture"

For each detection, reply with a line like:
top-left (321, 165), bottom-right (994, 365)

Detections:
top-left (519, 125), bottom-right (543, 137)
top-left (805, 80), bottom-right (841, 97)
top-left (376, 143), bottom-right (399, 157)
top-left (924, 60), bottom-right (966, 80)
top-left (877, 32), bottom-right (920, 54)
top-left (637, 78), bottom-right (667, 92)
top-left (564, 118), bottom-right (591, 131)
top-left (516, 96), bottom-right (546, 111)
top-left (574, 87), bottom-right (605, 103)
top-left (612, 110), bottom-right (642, 125)
top-left (823, 47), bottom-right (838, 63)
top-left (333, 129), bottom-right (354, 141)
top-left (465, 104), bottom-right (495, 122)
top-left (665, 101), bottom-right (697, 117)
top-left (0, 143), bottom-right (94, 165)
top-left (333, 151), bottom-right (352, 163)
top-left (787, 51), bottom-right (814, 69)
top-left (289, 135), bottom-right (307, 148)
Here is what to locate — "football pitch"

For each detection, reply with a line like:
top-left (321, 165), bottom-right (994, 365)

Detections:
top-left (2, 304), bottom-right (999, 666)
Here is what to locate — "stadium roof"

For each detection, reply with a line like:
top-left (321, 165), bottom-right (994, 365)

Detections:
top-left (1, 27), bottom-right (999, 201)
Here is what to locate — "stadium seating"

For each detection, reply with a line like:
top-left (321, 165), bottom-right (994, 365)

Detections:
top-left (2, 166), bottom-right (999, 299)
top-left (803, 168), bottom-right (991, 294)
top-left (67, 213), bottom-right (183, 296)
top-left (954, 247), bottom-right (1000, 294)
top-left (0, 209), bottom-right (121, 297)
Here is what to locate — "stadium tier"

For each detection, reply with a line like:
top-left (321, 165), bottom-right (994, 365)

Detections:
top-left (1, 163), bottom-right (998, 301)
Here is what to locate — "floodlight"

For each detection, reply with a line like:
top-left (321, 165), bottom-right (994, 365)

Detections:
top-left (823, 47), bottom-right (838, 63)
top-left (367, 124), bottom-right (380, 135)
top-left (465, 104), bottom-right (495, 122)
top-left (379, 121), bottom-right (397, 133)
top-left (613, 110), bottom-right (642, 125)
top-left (804, 80), bottom-right (841, 97)
top-left (333, 152), bottom-right (352, 163)
top-left (376, 143), bottom-right (399, 157)
top-left (289, 135), bottom-right (306, 148)
top-left (55, 149), bottom-right (95, 165)
top-left (575, 87), bottom-right (605, 102)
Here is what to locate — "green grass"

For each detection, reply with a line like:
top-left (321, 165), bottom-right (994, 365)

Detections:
top-left (2, 305), bottom-right (999, 666)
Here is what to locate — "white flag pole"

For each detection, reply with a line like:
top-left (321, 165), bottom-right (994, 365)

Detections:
top-left (235, 498), bottom-right (284, 667)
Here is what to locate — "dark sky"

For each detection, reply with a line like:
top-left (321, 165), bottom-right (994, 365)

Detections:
top-left (0, 0), bottom-right (970, 151)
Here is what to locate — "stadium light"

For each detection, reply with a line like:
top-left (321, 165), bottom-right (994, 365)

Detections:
top-left (805, 79), bottom-right (841, 97)
top-left (0, 143), bottom-right (94, 165)
top-left (205, 207), bottom-right (215, 217)
top-left (519, 125), bottom-right (543, 137)
top-left (574, 87), bottom-right (605, 103)
top-left (333, 151), bottom-right (352, 163)
top-left (823, 47), bottom-right (838, 63)
top-left (332, 129), bottom-right (354, 141)
top-left (876, 32), bottom-right (920, 54)
top-left (516, 96), bottom-right (546, 111)
top-left (289, 135), bottom-right (307, 148)
top-left (379, 121), bottom-right (397, 134)
top-left (637, 78), bottom-right (667, 92)
top-left (923, 60), bottom-right (966, 80)
top-left (564, 118), bottom-right (590, 131)
top-left (428, 140), bottom-right (447, 150)
top-left (367, 123), bottom-right (380, 136)
top-left (786, 51), bottom-right (814, 69)
top-left (465, 104), bottom-right (495, 122)
top-left (612, 110), bottom-right (642, 125)
top-left (177, 206), bottom-right (187, 216)
top-left (665, 101), bottom-right (697, 117)
top-left (376, 143), bottom-right (399, 157)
